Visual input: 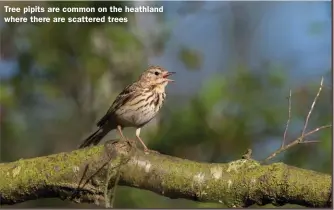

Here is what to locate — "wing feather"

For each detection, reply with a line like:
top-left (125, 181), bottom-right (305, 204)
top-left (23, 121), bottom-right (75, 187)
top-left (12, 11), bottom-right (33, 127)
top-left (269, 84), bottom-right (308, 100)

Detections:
top-left (97, 84), bottom-right (137, 127)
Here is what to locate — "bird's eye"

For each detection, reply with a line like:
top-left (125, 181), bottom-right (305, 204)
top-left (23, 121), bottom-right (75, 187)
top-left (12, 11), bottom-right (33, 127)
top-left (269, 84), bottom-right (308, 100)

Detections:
top-left (154, 71), bottom-right (160, 76)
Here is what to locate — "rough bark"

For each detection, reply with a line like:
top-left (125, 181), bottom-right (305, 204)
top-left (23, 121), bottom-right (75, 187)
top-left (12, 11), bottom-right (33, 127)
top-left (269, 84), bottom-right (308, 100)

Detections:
top-left (0, 140), bottom-right (332, 208)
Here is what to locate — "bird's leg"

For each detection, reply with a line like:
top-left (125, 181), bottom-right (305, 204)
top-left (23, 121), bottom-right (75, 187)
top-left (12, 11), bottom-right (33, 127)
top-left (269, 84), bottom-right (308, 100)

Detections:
top-left (135, 128), bottom-right (149, 151)
top-left (117, 125), bottom-right (136, 147)
top-left (116, 125), bottom-right (126, 140)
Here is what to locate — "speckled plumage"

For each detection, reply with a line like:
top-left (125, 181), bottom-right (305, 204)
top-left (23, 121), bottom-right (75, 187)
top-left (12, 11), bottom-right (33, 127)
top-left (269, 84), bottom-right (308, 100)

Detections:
top-left (78, 66), bottom-right (175, 151)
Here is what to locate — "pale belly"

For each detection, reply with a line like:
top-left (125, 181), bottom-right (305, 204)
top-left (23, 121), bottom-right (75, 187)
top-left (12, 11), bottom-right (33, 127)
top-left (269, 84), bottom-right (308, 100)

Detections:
top-left (114, 103), bottom-right (160, 128)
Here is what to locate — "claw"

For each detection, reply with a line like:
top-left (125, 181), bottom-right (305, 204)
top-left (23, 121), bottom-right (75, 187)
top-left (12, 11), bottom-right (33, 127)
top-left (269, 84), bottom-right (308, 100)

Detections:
top-left (126, 139), bottom-right (136, 147)
top-left (144, 149), bottom-right (160, 155)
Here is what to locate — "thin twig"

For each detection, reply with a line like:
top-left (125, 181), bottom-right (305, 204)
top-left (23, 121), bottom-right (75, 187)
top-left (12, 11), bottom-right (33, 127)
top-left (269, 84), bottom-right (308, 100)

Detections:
top-left (299, 140), bottom-right (320, 144)
top-left (104, 162), bottom-right (113, 208)
top-left (263, 77), bottom-right (329, 163)
top-left (262, 124), bottom-right (331, 162)
top-left (300, 77), bottom-right (324, 142)
top-left (104, 158), bottom-right (124, 208)
top-left (303, 125), bottom-right (332, 137)
top-left (281, 89), bottom-right (292, 148)
top-left (104, 142), bottom-right (135, 208)
top-left (110, 165), bottom-right (122, 207)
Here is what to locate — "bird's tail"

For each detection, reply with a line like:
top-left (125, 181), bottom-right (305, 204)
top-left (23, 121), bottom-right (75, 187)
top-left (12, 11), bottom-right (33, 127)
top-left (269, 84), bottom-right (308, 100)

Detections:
top-left (78, 128), bottom-right (109, 149)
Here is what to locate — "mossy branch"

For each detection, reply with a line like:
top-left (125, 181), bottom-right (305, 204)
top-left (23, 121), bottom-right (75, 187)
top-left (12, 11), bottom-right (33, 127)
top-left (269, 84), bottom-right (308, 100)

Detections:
top-left (0, 140), bottom-right (331, 208)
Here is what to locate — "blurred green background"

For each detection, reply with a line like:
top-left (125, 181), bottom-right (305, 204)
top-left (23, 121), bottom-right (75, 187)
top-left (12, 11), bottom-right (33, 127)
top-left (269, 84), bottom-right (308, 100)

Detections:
top-left (0, 1), bottom-right (332, 208)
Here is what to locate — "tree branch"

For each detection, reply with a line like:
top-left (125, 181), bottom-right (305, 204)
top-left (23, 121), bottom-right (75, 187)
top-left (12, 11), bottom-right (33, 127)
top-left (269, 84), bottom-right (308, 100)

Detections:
top-left (0, 140), bottom-right (331, 208)
top-left (281, 89), bottom-right (292, 149)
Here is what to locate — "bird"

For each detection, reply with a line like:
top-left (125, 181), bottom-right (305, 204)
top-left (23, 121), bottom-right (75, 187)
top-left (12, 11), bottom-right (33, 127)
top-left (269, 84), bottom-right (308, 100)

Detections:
top-left (78, 66), bottom-right (175, 152)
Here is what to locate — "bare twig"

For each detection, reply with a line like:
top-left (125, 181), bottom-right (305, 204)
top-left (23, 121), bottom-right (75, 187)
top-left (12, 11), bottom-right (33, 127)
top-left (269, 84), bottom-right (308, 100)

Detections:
top-left (110, 164), bottom-right (121, 207)
top-left (303, 125), bottom-right (332, 137)
top-left (299, 140), bottom-right (321, 144)
top-left (104, 141), bottom-right (135, 208)
top-left (263, 77), bottom-right (330, 163)
top-left (300, 77), bottom-right (324, 141)
top-left (104, 159), bottom-right (122, 208)
top-left (281, 89), bottom-right (292, 148)
top-left (262, 125), bottom-right (330, 162)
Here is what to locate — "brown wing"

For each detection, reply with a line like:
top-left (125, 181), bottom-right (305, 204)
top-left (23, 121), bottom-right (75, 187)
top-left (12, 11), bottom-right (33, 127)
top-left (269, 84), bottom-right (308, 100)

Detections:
top-left (97, 84), bottom-right (137, 127)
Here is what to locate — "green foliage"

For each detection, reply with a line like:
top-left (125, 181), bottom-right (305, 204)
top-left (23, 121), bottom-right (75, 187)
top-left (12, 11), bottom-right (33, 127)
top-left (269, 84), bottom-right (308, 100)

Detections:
top-left (149, 67), bottom-right (291, 163)
top-left (178, 47), bottom-right (202, 70)
top-left (0, 83), bottom-right (14, 106)
top-left (1, 1), bottom-right (331, 208)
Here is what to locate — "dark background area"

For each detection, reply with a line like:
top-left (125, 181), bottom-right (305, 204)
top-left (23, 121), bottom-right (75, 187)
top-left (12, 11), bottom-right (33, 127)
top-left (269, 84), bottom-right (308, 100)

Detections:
top-left (0, 1), bottom-right (332, 208)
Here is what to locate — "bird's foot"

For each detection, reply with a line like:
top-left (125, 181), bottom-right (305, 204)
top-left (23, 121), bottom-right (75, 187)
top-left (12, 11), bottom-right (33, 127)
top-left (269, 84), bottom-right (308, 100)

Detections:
top-left (144, 148), bottom-right (160, 155)
top-left (125, 138), bottom-right (137, 148)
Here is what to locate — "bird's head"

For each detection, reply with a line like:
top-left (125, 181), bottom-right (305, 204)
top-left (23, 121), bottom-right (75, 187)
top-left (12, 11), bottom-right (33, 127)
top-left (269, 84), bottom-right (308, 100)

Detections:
top-left (138, 66), bottom-right (175, 91)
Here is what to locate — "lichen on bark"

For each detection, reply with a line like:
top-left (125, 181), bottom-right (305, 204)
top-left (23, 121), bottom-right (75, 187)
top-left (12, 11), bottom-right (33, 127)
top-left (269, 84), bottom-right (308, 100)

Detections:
top-left (0, 140), bottom-right (331, 207)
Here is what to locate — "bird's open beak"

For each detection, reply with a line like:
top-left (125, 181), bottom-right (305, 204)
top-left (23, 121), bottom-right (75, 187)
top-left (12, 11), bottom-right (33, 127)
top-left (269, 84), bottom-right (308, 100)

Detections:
top-left (163, 72), bottom-right (176, 82)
